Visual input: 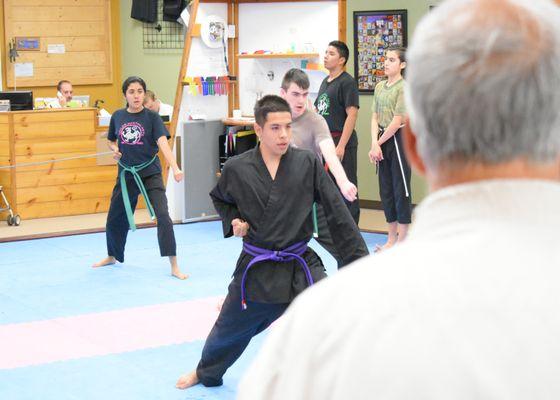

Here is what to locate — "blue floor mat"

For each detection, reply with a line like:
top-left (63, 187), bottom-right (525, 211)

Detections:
top-left (0, 221), bottom-right (386, 399)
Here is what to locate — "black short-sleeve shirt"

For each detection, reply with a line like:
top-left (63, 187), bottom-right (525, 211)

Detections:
top-left (314, 71), bottom-right (360, 145)
top-left (107, 108), bottom-right (169, 177)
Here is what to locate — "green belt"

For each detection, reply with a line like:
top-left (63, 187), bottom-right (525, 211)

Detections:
top-left (117, 155), bottom-right (158, 231)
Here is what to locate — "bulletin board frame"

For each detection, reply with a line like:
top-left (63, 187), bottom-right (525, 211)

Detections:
top-left (353, 9), bottom-right (407, 93)
top-left (14, 37), bottom-right (40, 51)
top-left (3, 0), bottom-right (113, 88)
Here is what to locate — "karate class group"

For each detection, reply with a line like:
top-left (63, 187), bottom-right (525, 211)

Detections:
top-left (4, 0), bottom-right (553, 399)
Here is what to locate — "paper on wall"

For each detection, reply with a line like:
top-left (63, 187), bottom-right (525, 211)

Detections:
top-left (15, 63), bottom-right (33, 77)
top-left (178, 8), bottom-right (190, 26)
top-left (47, 44), bottom-right (66, 54)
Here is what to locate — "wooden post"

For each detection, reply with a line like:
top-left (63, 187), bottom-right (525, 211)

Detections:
top-left (338, 0), bottom-right (346, 43)
top-left (228, 0), bottom-right (240, 116)
top-left (164, 0), bottom-right (200, 183)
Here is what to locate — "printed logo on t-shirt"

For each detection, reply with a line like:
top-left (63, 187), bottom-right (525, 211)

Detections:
top-left (119, 122), bottom-right (145, 145)
top-left (316, 93), bottom-right (330, 116)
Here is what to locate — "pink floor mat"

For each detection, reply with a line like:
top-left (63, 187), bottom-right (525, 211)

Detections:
top-left (0, 296), bottom-right (223, 369)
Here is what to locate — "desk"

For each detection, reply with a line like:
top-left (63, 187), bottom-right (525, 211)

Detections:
top-left (0, 109), bottom-right (173, 221)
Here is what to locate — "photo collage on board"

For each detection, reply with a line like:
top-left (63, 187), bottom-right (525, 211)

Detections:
top-left (356, 13), bottom-right (404, 92)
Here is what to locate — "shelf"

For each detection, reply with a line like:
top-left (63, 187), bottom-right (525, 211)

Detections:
top-left (237, 53), bottom-right (320, 59)
top-left (183, 81), bottom-right (237, 86)
top-left (222, 117), bottom-right (255, 127)
top-left (302, 68), bottom-right (328, 74)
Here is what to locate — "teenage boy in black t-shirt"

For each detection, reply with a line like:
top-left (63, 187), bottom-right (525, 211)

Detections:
top-left (315, 40), bottom-right (361, 224)
top-left (92, 76), bottom-right (187, 280)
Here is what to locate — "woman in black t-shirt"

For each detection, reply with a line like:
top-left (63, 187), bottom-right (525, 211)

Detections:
top-left (92, 76), bottom-right (188, 280)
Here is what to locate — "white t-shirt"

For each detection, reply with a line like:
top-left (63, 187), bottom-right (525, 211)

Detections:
top-left (238, 180), bottom-right (560, 400)
top-left (158, 102), bottom-right (173, 118)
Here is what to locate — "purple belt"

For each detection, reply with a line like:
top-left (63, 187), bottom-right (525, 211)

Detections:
top-left (240, 241), bottom-right (313, 310)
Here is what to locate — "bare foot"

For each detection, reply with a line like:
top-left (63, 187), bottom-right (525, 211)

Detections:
top-left (172, 268), bottom-right (189, 280)
top-left (92, 256), bottom-right (116, 268)
top-left (176, 371), bottom-right (199, 390)
top-left (169, 256), bottom-right (188, 280)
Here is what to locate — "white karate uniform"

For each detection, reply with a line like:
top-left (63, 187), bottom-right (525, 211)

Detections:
top-left (158, 102), bottom-right (173, 119)
top-left (238, 180), bottom-right (560, 400)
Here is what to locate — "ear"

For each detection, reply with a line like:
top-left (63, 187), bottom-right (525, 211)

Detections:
top-left (400, 61), bottom-right (407, 71)
top-left (402, 119), bottom-right (426, 177)
top-left (253, 122), bottom-right (262, 139)
top-left (279, 88), bottom-right (287, 98)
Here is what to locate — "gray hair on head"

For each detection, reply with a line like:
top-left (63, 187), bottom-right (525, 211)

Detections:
top-left (405, 0), bottom-right (560, 169)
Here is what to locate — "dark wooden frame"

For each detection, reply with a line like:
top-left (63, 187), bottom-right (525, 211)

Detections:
top-left (14, 36), bottom-right (40, 51)
top-left (353, 9), bottom-right (407, 93)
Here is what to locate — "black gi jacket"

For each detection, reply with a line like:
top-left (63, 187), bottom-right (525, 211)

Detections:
top-left (210, 146), bottom-right (369, 303)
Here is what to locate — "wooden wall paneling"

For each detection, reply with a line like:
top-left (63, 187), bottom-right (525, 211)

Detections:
top-left (14, 138), bottom-right (98, 157)
top-left (10, 5), bottom-right (105, 21)
top-left (17, 181), bottom-right (115, 204)
top-left (12, 110), bottom-right (96, 140)
top-left (0, 142), bottom-right (9, 156)
top-left (17, 197), bottom-right (112, 219)
top-left (12, 52), bottom-right (107, 69)
top-left (0, 116), bottom-right (9, 159)
top-left (0, 115), bottom-right (9, 140)
top-left (6, 109), bottom-right (126, 219)
top-left (14, 120), bottom-right (95, 139)
top-left (16, 167), bottom-right (115, 188)
top-left (15, 0), bottom-right (105, 5)
top-left (14, 152), bottom-right (103, 172)
top-left (10, 67), bottom-right (110, 86)
top-left (0, 171), bottom-right (10, 189)
top-left (36, 37), bottom-right (106, 52)
top-left (103, 0), bottom-right (113, 85)
top-left (3, 0), bottom-right (113, 87)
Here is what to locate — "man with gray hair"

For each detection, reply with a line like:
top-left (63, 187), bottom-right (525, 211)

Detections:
top-left (237, 0), bottom-right (560, 398)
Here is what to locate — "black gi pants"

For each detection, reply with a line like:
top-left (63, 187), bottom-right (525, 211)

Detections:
top-left (378, 128), bottom-right (412, 224)
top-left (332, 134), bottom-right (360, 225)
top-left (196, 283), bottom-right (289, 387)
top-left (106, 173), bottom-right (176, 262)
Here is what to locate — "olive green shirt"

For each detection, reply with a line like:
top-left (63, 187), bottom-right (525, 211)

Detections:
top-left (371, 78), bottom-right (406, 129)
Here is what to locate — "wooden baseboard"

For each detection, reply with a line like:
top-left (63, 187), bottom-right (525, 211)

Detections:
top-left (359, 199), bottom-right (383, 210)
top-left (359, 199), bottom-right (418, 210)
top-left (0, 222), bottom-right (157, 243)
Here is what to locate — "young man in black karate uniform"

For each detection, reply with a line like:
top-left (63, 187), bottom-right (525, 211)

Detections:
top-left (176, 95), bottom-right (369, 390)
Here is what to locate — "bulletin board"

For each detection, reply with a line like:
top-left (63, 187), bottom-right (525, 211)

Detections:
top-left (3, 0), bottom-right (113, 87)
top-left (353, 10), bottom-right (407, 93)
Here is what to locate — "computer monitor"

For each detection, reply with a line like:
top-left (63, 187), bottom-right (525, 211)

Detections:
top-left (71, 95), bottom-right (90, 107)
top-left (0, 91), bottom-right (33, 111)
